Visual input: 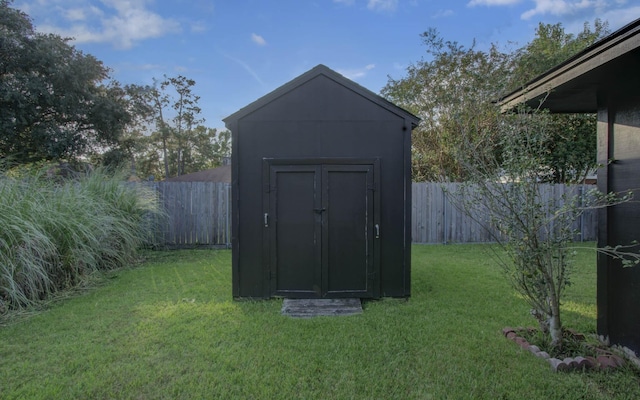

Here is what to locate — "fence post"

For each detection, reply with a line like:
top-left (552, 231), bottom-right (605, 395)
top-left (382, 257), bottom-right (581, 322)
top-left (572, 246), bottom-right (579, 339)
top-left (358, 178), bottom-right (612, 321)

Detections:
top-left (442, 185), bottom-right (448, 245)
top-left (226, 183), bottom-right (231, 248)
top-left (580, 184), bottom-right (585, 242)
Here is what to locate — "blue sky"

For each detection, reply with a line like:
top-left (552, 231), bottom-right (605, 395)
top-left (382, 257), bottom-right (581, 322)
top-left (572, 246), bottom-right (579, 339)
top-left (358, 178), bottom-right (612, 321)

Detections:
top-left (15, 0), bottom-right (640, 130)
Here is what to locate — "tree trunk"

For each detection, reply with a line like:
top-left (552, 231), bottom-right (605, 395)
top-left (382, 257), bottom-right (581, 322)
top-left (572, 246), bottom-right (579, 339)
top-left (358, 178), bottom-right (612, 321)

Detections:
top-left (161, 130), bottom-right (169, 179)
top-left (130, 154), bottom-right (136, 178)
top-left (548, 296), bottom-right (563, 349)
top-left (153, 92), bottom-right (170, 180)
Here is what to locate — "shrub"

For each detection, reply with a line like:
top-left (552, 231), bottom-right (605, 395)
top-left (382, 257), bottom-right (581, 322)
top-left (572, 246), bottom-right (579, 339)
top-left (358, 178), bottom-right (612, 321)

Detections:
top-left (0, 167), bottom-right (161, 313)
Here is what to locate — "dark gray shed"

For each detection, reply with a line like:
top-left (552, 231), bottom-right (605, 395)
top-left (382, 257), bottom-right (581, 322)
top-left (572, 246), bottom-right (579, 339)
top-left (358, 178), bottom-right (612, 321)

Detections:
top-left (223, 64), bottom-right (419, 299)
top-left (500, 19), bottom-right (640, 354)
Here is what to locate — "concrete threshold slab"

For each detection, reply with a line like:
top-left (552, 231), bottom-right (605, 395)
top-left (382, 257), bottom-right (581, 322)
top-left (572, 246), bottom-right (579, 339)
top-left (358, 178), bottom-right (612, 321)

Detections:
top-left (281, 298), bottom-right (363, 318)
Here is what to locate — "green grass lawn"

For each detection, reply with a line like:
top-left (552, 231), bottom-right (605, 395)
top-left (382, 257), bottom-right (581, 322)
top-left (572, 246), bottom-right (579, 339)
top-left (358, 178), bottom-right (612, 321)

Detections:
top-left (1, 244), bottom-right (639, 399)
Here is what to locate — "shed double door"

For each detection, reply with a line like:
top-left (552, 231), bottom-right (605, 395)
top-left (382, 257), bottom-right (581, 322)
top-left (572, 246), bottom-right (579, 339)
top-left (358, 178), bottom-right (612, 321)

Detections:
top-left (266, 163), bottom-right (379, 298)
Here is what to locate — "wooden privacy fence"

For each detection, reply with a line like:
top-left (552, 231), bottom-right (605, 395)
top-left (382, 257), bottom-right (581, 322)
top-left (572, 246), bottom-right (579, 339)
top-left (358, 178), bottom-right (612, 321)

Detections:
top-left (411, 182), bottom-right (597, 244)
top-left (144, 182), bottom-right (231, 248)
top-left (141, 181), bottom-right (596, 247)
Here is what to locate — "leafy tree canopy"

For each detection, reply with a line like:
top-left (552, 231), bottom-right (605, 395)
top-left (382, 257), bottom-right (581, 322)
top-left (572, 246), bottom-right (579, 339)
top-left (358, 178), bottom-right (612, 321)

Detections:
top-left (383, 21), bottom-right (609, 183)
top-left (118, 79), bottom-right (231, 181)
top-left (0, 0), bottom-right (130, 165)
top-left (511, 21), bottom-right (609, 183)
top-left (511, 20), bottom-right (609, 87)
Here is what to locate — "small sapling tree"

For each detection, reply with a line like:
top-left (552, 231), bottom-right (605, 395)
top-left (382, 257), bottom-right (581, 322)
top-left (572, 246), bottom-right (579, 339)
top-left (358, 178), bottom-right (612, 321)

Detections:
top-left (450, 107), bottom-right (638, 350)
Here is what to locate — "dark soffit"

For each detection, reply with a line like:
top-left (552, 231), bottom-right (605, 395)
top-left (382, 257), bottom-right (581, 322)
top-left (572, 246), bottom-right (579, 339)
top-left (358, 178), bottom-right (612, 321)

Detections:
top-left (223, 64), bottom-right (420, 128)
top-left (498, 18), bottom-right (640, 113)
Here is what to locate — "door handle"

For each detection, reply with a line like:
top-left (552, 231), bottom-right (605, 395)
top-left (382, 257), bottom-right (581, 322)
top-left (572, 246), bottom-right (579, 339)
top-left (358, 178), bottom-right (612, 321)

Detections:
top-left (264, 213), bottom-right (269, 227)
top-left (375, 224), bottom-right (380, 239)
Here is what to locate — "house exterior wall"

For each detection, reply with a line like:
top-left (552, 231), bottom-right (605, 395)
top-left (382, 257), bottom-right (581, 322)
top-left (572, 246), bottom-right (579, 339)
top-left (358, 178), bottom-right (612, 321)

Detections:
top-left (229, 74), bottom-right (413, 299)
top-left (597, 95), bottom-right (640, 353)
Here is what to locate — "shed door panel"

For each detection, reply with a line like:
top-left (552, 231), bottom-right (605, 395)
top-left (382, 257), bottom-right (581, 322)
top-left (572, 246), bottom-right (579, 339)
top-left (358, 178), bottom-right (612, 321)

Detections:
top-left (270, 166), bottom-right (321, 296)
top-left (323, 166), bottom-right (374, 296)
top-left (267, 163), bottom-right (376, 298)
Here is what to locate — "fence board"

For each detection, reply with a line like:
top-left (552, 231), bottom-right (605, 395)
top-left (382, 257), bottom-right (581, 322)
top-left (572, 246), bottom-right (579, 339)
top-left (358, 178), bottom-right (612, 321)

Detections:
top-left (411, 182), bottom-right (597, 244)
top-left (143, 181), bottom-right (596, 248)
top-left (144, 182), bottom-right (231, 248)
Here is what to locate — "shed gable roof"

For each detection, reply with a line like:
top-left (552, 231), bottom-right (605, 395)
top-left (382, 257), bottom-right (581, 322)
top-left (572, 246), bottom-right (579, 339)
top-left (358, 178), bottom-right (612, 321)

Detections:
top-left (223, 64), bottom-right (420, 127)
top-left (499, 18), bottom-right (640, 113)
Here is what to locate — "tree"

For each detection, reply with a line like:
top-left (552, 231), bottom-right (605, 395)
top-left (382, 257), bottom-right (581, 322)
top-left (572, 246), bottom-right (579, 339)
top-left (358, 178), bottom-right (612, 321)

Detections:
top-left (121, 80), bottom-right (231, 180)
top-left (163, 75), bottom-right (204, 177)
top-left (179, 125), bottom-right (231, 173)
top-left (127, 76), bottom-right (212, 180)
top-left (382, 29), bottom-right (513, 181)
top-left (98, 83), bottom-right (159, 175)
top-left (382, 21), bottom-right (608, 183)
top-left (149, 75), bottom-right (204, 179)
top-left (0, 1), bottom-right (130, 165)
top-left (509, 21), bottom-right (610, 184)
top-left (450, 107), bottom-right (637, 350)
top-left (386, 20), bottom-right (634, 350)
top-left (510, 21), bottom-right (609, 86)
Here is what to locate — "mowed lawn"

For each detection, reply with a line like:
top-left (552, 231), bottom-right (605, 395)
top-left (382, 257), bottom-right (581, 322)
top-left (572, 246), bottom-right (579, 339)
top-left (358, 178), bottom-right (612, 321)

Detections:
top-left (1, 244), bottom-right (639, 399)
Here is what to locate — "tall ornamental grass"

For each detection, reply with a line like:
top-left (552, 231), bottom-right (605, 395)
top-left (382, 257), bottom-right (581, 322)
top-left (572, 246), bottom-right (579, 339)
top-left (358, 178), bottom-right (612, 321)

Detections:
top-left (0, 167), bottom-right (161, 313)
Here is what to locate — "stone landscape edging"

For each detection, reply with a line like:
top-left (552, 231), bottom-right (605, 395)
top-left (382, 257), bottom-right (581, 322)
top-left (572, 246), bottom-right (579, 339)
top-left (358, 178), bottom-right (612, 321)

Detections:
top-left (502, 327), bottom-right (626, 372)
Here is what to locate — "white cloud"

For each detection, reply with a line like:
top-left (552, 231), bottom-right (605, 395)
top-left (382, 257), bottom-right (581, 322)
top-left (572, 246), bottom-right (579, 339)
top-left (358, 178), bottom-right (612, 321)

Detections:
top-left (367, 0), bottom-right (399, 12)
top-left (190, 21), bottom-right (209, 33)
top-left (337, 64), bottom-right (376, 80)
top-left (599, 5), bottom-right (640, 30)
top-left (520, 0), bottom-right (602, 20)
top-left (564, 4), bottom-right (640, 32)
top-left (251, 33), bottom-right (267, 46)
top-left (466, 0), bottom-right (632, 23)
top-left (137, 63), bottom-right (163, 70)
top-left (468, 0), bottom-right (521, 6)
top-left (24, 0), bottom-right (181, 49)
top-left (333, 0), bottom-right (398, 12)
top-left (223, 53), bottom-right (265, 86)
top-left (432, 9), bottom-right (455, 18)
top-left (63, 8), bottom-right (90, 21)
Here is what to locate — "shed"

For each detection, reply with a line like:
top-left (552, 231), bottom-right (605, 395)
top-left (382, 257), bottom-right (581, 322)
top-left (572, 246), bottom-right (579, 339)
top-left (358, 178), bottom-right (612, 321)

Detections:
top-left (223, 64), bottom-right (419, 299)
top-left (499, 18), bottom-right (640, 354)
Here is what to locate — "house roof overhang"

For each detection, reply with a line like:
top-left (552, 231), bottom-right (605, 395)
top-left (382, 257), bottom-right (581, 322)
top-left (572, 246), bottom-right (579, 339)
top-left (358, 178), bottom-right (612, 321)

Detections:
top-left (223, 64), bottom-right (420, 128)
top-left (498, 18), bottom-right (640, 113)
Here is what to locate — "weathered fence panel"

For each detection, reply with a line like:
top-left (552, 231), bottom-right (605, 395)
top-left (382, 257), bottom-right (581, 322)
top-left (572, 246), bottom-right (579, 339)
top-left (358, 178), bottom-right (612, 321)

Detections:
top-left (144, 182), bottom-right (231, 248)
top-left (411, 182), bottom-right (597, 244)
top-left (142, 181), bottom-right (595, 247)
